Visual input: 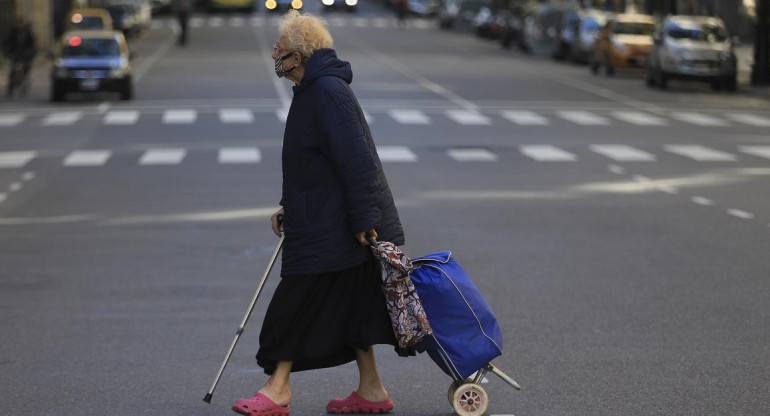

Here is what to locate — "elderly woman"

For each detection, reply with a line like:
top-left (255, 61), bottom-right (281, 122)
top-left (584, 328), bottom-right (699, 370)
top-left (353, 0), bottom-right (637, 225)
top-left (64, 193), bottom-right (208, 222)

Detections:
top-left (231, 10), bottom-right (405, 416)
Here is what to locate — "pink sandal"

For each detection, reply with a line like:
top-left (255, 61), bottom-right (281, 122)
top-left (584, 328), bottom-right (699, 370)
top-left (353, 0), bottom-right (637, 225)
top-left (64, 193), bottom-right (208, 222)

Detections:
top-left (232, 392), bottom-right (291, 416)
top-left (326, 391), bottom-right (394, 414)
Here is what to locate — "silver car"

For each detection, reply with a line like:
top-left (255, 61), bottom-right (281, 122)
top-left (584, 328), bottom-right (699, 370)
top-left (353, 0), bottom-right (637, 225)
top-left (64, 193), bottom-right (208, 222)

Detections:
top-left (646, 15), bottom-right (737, 91)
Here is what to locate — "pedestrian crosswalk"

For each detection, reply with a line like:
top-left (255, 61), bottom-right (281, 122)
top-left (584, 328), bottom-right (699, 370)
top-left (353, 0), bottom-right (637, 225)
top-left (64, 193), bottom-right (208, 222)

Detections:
top-left (2, 144), bottom-right (770, 169)
top-left (2, 108), bottom-right (769, 129)
top-left (150, 15), bottom-right (438, 31)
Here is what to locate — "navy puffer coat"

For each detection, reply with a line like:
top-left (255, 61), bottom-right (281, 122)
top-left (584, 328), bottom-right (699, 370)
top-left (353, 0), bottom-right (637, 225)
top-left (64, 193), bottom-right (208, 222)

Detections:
top-left (279, 48), bottom-right (404, 276)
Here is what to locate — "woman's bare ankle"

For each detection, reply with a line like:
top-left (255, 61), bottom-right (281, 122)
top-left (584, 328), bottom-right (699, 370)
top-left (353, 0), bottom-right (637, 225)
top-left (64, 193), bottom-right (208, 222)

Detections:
top-left (356, 385), bottom-right (389, 402)
top-left (258, 384), bottom-right (292, 406)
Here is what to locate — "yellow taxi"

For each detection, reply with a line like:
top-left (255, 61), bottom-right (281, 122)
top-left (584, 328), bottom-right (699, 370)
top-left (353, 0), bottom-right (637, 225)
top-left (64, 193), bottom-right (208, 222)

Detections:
top-left (591, 13), bottom-right (656, 76)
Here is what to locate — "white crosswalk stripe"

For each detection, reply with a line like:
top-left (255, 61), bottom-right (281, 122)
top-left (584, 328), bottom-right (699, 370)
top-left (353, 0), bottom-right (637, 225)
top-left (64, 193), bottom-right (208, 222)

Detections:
top-left (672, 112), bottom-right (729, 127)
top-left (446, 110), bottom-right (491, 125)
top-left (520, 145), bottom-right (577, 161)
top-left (219, 109), bottom-right (254, 123)
top-left (63, 150), bottom-right (112, 166)
top-left (557, 110), bottom-right (610, 126)
top-left (377, 146), bottom-right (417, 162)
top-left (500, 110), bottom-right (549, 125)
top-left (219, 147), bottom-right (261, 164)
top-left (163, 109), bottom-right (197, 124)
top-left (229, 17), bottom-right (245, 27)
top-left (43, 112), bottom-right (82, 126)
top-left (139, 149), bottom-right (187, 165)
top-left (388, 109), bottom-right (431, 125)
top-left (329, 17), bottom-right (347, 27)
top-left (738, 146), bottom-right (770, 160)
top-left (612, 111), bottom-right (668, 126)
top-left (727, 113), bottom-right (770, 127)
top-left (0, 114), bottom-right (25, 127)
top-left (352, 18), bottom-right (368, 28)
top-left (104, 110), bottom-right (140, 125)
top-left (372, 18), bottom-right (391, 28)
top-left (190, 17), bottom-right (205, 28)
top-left (250, 17), bottom-right (264, 27)
top-left (590, 145), bottom-right (656, 161)
top-left (664, 145), bottom-right (736, 161)
top-left (0, 151), bottom-right (38, 168)
top-left (447, 148), bottom-right (497, 162)
top-left (209, 17), bottom-right (225, 27)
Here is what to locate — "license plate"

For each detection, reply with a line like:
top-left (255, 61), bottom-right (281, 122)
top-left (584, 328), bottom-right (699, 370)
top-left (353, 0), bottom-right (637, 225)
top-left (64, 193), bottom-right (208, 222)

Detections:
top-left (80, 78), bottom-right (100, 90)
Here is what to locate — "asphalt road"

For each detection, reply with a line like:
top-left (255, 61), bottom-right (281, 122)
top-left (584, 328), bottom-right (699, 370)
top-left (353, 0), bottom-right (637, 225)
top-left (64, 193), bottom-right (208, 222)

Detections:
top-left (1, 3), bottom-right (770, 416)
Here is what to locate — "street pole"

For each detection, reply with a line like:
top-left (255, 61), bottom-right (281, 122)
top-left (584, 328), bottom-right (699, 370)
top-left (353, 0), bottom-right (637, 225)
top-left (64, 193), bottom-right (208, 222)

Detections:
top-left (752, 0), bottom-right (770, 84)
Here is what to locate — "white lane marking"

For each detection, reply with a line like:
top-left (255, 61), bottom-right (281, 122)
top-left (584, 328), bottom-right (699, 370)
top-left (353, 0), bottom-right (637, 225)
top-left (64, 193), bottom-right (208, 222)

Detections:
top-left (163, 109), bottom-right (197, 124)
top-left (520, 145), bottom-right (577, 161)
top-left (42, 111), bottom-right (82, 126)
top-left (104, 110), bottom-right (140, 125)
top-left (352, 18), bottom-right (368, 28)
top-left (557, 110), bottom-right (610, 126)
top-left (728, 209), bottom-right (754, 219)
top-left (133, 27), bottom-right (176, 82)
top-left (0, 151), bottom-right (37, 169)
top-left (63, 150), bottom-right (111, 167)
top-left (363, 110), bottom-right (374, 124)
top-left (500, 110), bottom-right (549, 125)
top-left (208, 17), bottom-right (225, 27)
top-left (139, 149), bottom-right (186, 165)
top-left (657, 185), bottom-right (679, 194)
top-left (672, 112), bottom-right (729, 127)
top-left (608, 165), bottom-right (625, 174)
top-left (22, 171), bottom-right (35, 181)
top-left (727, 113), bottom-right (770, 127)
top-left (372, 18), bottom-right (390, 28)
top-left (664, 145), bottom-right (736, 161)
top-left (633, 175), bottom-right (650, 182)
top-left (0, 192), bottom-right (6, 203)
top-left (377, 146), bottom-right (418, 162)
top-left (190, 17), bottom-right (205, 28)
top-left (411, 19), bottom-right (433, 29)
top-left (8, 182), bottom-right (22, 192)
top-left (446, 110), bottom-right (491, 125)
top-left (219, 108), bottom-right (254, 123)
top-left (0, 114), bottom-right (25, 127)
top-left (738, 146), bottom-right (770, 160)
top-left (229, 17), bottom-right (245, 27)
top-left (692, 196), bottom-right (714, 206)
top-left (330, 17), bottom-right (347, 27)
top-left (590, 145), bottom-right (656, 161)
top-left (219, 147), bottom-right (261, 164)
top-left (612, 111), bottom-right (668, 126)
top-left (388, 109), bottom-right (431, 125)
top-left (250, 17), bottom-right (264, 27)
top-left (447, 148), bottom-right (497, 162)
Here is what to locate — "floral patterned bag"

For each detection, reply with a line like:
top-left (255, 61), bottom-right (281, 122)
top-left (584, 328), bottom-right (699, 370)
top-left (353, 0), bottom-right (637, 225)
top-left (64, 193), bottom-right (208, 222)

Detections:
top-left (370, 241), bottom-right (432, 349)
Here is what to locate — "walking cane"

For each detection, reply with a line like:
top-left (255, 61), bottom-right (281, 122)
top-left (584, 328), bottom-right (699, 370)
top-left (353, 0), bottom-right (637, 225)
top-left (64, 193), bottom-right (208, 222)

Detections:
top-left (203, 217), bottom-right (284, 404)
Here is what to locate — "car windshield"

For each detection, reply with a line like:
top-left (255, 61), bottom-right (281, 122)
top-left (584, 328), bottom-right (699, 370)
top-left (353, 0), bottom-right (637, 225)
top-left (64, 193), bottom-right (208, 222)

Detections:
top-left (667, 22), bottom-right (727, 42)
top-left (71, 16), bottom-right (105, 30)
top-left (614, 21), bottom-right (655, 35)
top-left (63, 38), bottom-right (120, 57)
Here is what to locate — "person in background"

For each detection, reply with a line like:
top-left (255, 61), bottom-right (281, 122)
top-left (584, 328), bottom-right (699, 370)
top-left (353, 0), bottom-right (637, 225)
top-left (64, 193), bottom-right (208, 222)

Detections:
top-left (173, 0), bottom-right (192, 46)
top-left (3, 16), bottom-right (37, 97)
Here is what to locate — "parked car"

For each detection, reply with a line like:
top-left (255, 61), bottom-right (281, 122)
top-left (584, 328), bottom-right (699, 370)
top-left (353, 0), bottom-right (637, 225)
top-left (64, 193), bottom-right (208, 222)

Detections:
top-left (498, 3), bottom-right (528, 49)
top-left (551, 9), bottom-right (579, 60)
top-left (321, 0), bottom-right (357, 12)
top-left (66, 8), bottom-right (114, 31)
top-left (408, 0), bottom-right (439, 16)
top-left (438, 0), bottom-right (462, 29)
top-left (591, 13), bottom-right (656, 75)
top-left (106, 3), bottom-right (140, 37)
top-left (474, 6), bottom-right (507, 39)
top-left (437, 0), bottom-right (488, 29)
top-left (265, 0), bottom-right (302, 11)
top-left (50, 30), bottom-right (134, 101)
top-left (646, 15), bottom-right (737, 91)
top-left (569, 10), bottom-right (606, 63)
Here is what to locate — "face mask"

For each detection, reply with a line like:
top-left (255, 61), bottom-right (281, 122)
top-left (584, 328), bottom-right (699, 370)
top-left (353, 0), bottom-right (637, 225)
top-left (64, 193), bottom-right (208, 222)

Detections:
top-left (274, 51), bottom-right (297, 78)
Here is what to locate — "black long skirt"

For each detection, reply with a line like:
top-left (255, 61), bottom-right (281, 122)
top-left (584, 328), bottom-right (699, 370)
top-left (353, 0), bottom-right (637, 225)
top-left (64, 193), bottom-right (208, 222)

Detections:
top-left (256, 255), bottom-right (397, 375)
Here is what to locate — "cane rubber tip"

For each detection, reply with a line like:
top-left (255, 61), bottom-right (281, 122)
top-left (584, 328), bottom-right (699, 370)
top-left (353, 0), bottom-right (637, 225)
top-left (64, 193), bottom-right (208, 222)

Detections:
top-left (203, 393), bottom-right (212, 403)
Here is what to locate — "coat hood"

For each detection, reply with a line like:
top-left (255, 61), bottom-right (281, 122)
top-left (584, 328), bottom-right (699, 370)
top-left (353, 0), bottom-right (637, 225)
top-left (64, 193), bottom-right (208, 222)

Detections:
top-left (293, 48), bottom-right (352, 95)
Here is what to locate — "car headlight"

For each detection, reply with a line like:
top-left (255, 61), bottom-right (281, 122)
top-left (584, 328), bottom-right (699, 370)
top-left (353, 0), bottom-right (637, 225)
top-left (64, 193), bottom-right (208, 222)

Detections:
top-left (322, 0), bottom-right (333, 5)
top-left (291, 0), bottom-right (302, 8)
top-left (265, 0), bottom-right (277, 9)
top-left (345, 0), bottom-right (357, 5)
top-left (109, 62), bottom-right (131, 78)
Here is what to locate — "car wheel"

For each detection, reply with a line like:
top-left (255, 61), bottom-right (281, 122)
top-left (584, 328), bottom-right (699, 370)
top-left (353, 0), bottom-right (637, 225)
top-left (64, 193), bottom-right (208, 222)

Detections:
top-left (51, 82), bottom-right (65, 102)
top-left (655, 70), bottom-right (667, 89)
top-left (120, 80), bottom-right (134, 101)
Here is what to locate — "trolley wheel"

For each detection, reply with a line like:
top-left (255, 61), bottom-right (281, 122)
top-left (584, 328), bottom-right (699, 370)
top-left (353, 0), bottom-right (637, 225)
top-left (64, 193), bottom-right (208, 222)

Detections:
top-left (451, 383), bottom-right (489, 416)
top-left (447, 378), bottom-right (474, 405)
